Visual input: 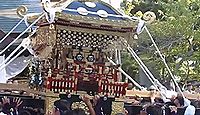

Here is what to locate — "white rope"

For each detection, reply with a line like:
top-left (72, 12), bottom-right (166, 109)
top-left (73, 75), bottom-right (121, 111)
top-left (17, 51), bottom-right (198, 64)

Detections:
top-left (127, 47), bottom-right (158, 89)
top-left (107, 57), bottom-right (143, 90)
top-left (0, 18), bottom-right (25, 44)
top-left (0, 35), bottom-right (31, 72)
top-left (128, 46), bottom-right (166, 89)
top-left (144, 26), bottom-right (184, 98)
top-left (0, 47), bottom-right (27, 72)
top-left (0, 13), bottom-right (45, 55)
top-left (127, 46), bottom-right (168, 98)
top-left (0, 29), bottom-right (37, 68)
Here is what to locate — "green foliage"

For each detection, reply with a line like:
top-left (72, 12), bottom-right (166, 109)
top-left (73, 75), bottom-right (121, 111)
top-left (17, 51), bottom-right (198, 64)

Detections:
top-left (121, 0), bottom-right (200, 82)
top-left (121, 52), bottom-right (139, 81)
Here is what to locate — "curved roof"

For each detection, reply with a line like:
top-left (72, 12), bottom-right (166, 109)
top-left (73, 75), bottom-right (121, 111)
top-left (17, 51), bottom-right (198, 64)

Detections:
top-left (62, 1), bottom-right (125, 20)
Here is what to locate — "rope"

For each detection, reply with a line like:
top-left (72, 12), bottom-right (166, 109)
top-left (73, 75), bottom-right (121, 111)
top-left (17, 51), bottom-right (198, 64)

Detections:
top-left (107, 57), bottom-right (143, 90)
top-left (0, 13), bottom-right (45, 55)
top-left (0, 17), bottom-right (25, 44)
top-left (144, 26), bottom-right (185, 98)
top-left (0, 0), bottom-right (65, 70)
top-left (127, 47), bottom-right (159, 88)
top-left (0, 33), bottom-right (32, 72)
top-left (127, 46), bottom-right (167, 98)
top-left (0, 47), bottom-right (27, 72)
top-left (0, 29), bottom-right (37, 68)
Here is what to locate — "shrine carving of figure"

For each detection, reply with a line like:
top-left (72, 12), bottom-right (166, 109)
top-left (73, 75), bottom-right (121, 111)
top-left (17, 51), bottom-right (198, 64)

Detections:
top-left (96, 52), bottom-right (105, 63)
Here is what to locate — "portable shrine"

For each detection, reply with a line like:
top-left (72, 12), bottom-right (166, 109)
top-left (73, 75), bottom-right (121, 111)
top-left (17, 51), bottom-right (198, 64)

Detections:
top-left (3, 0), bottom-right (200, 114)
top-left (28, 0), bottom-right (138, 97)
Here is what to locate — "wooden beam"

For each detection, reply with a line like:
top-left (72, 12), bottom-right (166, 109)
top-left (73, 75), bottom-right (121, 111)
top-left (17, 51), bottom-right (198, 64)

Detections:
top-left (0, 83), bottom-right (45, 96)
top-left (126, 90), bottom-right (200, 100)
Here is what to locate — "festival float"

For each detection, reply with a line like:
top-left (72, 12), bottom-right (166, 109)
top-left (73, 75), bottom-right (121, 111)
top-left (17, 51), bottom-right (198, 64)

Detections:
top-left (0, 0), bottom-right (200, 114)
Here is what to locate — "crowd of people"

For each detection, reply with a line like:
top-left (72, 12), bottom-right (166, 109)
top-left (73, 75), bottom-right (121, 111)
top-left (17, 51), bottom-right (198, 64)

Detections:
top-left (1, 81), bottom-right (200, 115)
top-left (48, 82), bottom-right (200, 115)
top-left (0, 96), bottom-right (45, 115)
top-left (124, 82), bottom-right (200, 115)
top-left (45, 85), bottom-right (200, 115)
top-left (48, 94), bottom-right (114, 115)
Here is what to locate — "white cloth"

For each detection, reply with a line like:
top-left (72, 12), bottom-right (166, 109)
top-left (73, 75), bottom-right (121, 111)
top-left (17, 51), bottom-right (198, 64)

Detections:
top-left (45, 8), bottom-right (55, 23)
top-left (6, 55), bottom-right (32, 79)
top-left (0, 55), bottom-right (7, 83)
top-left (154, 79), bottom-right (172, 103)
top-left (0, 112), bottom-right (6, 115)
top-left (184, 98), bottom-right (191, 107)
top-left (166, 90), bottom-right (177, 99)
top-left (42, 0), bottom-right (55, 23)
top-left (184, 105), bottom-right (196, 115)
top-left (136, 20), bottom-right (145, 34)
top-left (0, 55), bottom-right (32, 83)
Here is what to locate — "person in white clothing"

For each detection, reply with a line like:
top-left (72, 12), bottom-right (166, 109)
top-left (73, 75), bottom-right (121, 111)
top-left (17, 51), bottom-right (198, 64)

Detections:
top-left (169, 96), bottom-right (195, 115)
top-left (154, 80), bottom-right (196, 115)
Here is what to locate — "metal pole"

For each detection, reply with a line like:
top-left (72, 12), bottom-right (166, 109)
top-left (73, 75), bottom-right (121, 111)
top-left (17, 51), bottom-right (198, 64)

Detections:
top-left (118, 49), bottom-right (122, 81)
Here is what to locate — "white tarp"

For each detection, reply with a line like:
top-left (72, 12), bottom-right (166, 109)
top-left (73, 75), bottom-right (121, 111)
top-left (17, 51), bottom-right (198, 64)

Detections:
top-left (0, 55), bottom-right (7, 83)
top-left (6, 55), bottom-right (31, 78)
top-left (0, 55), bottom-right (31, 83)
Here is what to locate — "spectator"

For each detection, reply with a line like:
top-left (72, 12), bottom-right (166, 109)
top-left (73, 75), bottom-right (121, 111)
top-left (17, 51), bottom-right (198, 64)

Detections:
top-left (169, 96), bottom-right (195, 115)
top-left (146, 104), bottom-right (163, 115)
top-left (1, 96), bottom-right (23, 115)
top-left (81, 95), bottom-right (95, 115)
top-left (0, 102), bottom-right (6, 115)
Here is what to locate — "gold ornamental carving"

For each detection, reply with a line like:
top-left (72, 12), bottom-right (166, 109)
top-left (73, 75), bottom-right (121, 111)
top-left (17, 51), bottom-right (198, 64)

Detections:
top-left (31, 25), bottom-right (57, 59)
top-left (16, 5), bottom-right (28, 18)
top-left (143, 11), bottom-right (156, 24)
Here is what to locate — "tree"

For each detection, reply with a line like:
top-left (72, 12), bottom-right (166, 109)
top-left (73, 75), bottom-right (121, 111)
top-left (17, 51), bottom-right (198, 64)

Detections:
top-left (121, 0), bottom-right (200, 84)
